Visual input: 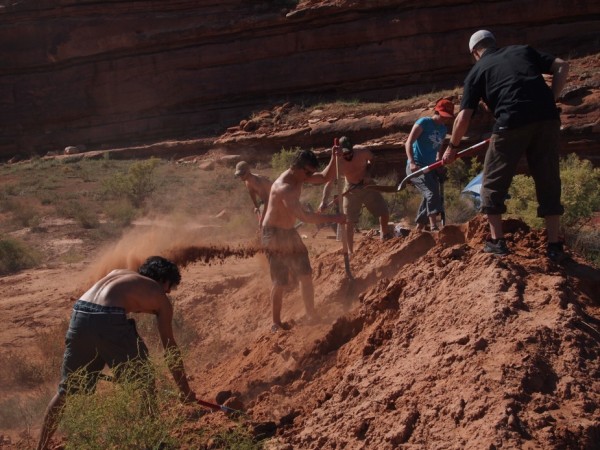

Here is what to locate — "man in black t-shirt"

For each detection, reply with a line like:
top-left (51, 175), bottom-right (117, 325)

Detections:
top-left (443, 30), bottom-right (569, 261)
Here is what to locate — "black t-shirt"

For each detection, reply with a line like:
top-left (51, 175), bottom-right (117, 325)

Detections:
top-left (460, 45), bottom-right (560, 132)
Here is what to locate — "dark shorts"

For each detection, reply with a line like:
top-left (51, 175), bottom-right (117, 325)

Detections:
top-left (58, 300), bottom-right (149, 395)
top-left (261, 226), bottom-right (312, 286)
top-left (481, 119), bottom-right (564, 217)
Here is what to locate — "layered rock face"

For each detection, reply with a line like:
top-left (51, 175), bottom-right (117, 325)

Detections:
top-left (0, 0), bottom-right (598, 159)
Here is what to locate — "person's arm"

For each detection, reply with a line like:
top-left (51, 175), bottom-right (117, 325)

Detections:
top-left (319, 181), bottom-right (335, 211)
top-left (309, 144), bottom-right (343, 184)
top-left (550, 57), bottom-right (569, 101)
top-left (283, 188), bottom-right (345, 225)
top-left (405, 123), bottom-right (422, 171)
top-left (442, 108), bottom-right (474, 163)
top-left (156, 299), bottom-right (195, 402)
top-left (245, 182), bottom-right (261, 213)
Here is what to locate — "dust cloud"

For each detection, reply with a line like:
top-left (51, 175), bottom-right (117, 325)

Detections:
top-left (79, 217), bottom-right (261, 291)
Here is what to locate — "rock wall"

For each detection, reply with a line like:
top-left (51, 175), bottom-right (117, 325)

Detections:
top-left (0, 0), bottom-right (598, 159)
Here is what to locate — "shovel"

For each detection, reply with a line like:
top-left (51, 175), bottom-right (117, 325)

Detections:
top-left (397, 139), bottom-right (490, 191)
top-left (196, 398), bottom-right (246, 416)
top-left (334, 138), bottom-right (354, 283)
top-left (363, 140), bottom-right (491, 192)
top-left (98, 373), bottom-right (244, 416)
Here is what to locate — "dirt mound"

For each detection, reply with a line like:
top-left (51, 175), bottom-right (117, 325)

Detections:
top-left (192, 217), bottom-right (599, 449)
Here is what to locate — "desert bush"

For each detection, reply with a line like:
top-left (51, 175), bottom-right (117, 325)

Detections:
top-left (507, 154), bottom-right (600, 229)
top-left (103, 158), bottom-right (160, 208)
top-left (0, 351), bottom-right (46, 386)
top-left (559, 154), bottom-right (600, 227)
top-left (567, 227), bottom-right (600, 267)
top-left (104, 199), bottom-right (138, 227)
top-left (0, 393), bottom-right (51, 441)
top-left (442, 182), bottom-right (479, 224)
top-left (0, 235), bottom-right (41, 275)
top-left (60, 358), bottom-right (185, 450)
top-left (56, 200), bottom-right (100, 229)
top-left (210, 425), bottom-right (264, 449)
top-left (271, 147), bottom-right (300, 174)
top-left (0, 319), bottom-right (68, 387)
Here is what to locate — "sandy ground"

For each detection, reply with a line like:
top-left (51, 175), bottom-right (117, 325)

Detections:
top-left (1, 215), bottom-right (598, 449)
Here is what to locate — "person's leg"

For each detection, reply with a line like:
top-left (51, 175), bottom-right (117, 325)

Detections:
top-left (379, 212), bottom-right (390, 237)
top-left (363, 191), bottom-right (390, 237)
top-left (271, 283), bottom-right (284, 326)
top-left (411, 174), bottom-right (440, 229)
top-left (298, 274), bottom-right (317, 320)
top-left (415, 198), bottom-right (427, 229)
top-left (37, 392), bottom-right (66, 450)
top-left (481, 129), bottom-right (528, 244)
top-left (545, 215), bottom-right (561, 243)
top-left (525, 120), bottom-right (564, 245)
top-left (488, 214), bottom-right (504, 239)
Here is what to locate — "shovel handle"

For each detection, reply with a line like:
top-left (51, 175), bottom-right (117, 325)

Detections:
top-left (398, 139), bottom-right (490, 191)
top-left (196, 399), bottom-right (245, 415)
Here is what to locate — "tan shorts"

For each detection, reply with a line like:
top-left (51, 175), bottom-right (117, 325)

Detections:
top-left (343, 184), bottom-right (389, 224)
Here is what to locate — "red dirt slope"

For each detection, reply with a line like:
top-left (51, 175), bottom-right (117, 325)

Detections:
top-left (186, 216), bottom-right (599, 449)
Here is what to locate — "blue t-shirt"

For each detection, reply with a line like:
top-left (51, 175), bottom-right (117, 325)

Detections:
top-left (411, 117), bottom-right (447, 166)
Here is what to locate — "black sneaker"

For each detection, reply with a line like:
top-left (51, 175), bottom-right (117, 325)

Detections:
top-left (547, 242), bottom-right (566, 263)
top-left (484, 238), bottom-right (510, 255)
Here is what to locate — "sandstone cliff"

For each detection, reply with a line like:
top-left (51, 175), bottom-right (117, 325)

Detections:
top-left (0, 0), bottom-right (598, 161)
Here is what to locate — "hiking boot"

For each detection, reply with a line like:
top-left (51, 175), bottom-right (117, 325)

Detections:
top-left (484, 238), bottom-right (510, 255)
top-left (381, 231), bottom-right (393, 241)
top-left (547, 242), bottom-right (566, 263)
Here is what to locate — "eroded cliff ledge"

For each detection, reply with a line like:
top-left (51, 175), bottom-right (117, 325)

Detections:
top-left (0, 0), bottom-right (598, 161)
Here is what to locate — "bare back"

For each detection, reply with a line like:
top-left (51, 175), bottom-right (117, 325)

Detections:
top-left (262, 169), bottom-right (302, 229)
top-left (80, 270), bottom-right (168, 315)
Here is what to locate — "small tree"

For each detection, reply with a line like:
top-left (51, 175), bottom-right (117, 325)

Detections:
top-left (103, 158), bottom-right (160, 208)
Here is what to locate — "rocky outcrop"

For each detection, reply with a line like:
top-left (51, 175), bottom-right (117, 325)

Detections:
top-left (0, 0), bottom-right (599, 160)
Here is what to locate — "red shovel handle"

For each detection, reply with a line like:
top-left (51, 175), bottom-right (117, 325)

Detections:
top-left (398, 139), bottom-right (490, 190)
top-left (196, 398), bottom-right (245, 415)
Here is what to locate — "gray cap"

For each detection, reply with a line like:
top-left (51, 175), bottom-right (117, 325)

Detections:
top-left (234, 161), bottom-right (249, 177)
top-left (469, 30), bottom-right (495, 53)
top-left (339, 136), bottom-right (353, 154)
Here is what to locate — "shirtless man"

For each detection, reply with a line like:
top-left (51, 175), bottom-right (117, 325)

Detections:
top-left (37, 256), bottom-right (196, 450)
top-left (319, 136), bottom-right (390, 254)
top-left (235, 161), bottom-right (272, 227)
top-left (262, 149), bottom-right (345, 332)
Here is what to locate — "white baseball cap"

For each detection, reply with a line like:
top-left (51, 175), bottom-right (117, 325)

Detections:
top-left (469, 30), bottom-right (495, 53)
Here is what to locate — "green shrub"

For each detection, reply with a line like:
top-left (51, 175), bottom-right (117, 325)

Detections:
top-left (568, 227), bottom-right (600, 267)
top-left (60, 359), bottom-right (184, 450)
top-left (211, 425), bottom-right (264, 449)
top-left (0, 236), bottom-right (41, 275)
top-left (56, 200), bottom-right (100, 229)
top-left (104, 199), bottom-right (138, 227)
top-left (507, 154), bottom-right (600, 229)
top-left (559, 154), bottom-right (600, 227)
top-left (506, 174), bottom-right (543, 227)
top-left (271, 147), bottom-right (300, 174)
top-left (103, 158), bottom-right (160, 208)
